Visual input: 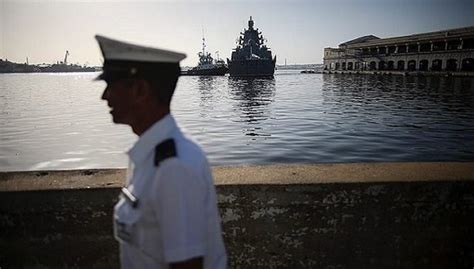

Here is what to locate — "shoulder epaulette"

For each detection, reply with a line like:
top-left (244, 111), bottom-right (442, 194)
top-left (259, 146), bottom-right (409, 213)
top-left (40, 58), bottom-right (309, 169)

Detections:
top-left (154, 139), bottom-right (177, 166)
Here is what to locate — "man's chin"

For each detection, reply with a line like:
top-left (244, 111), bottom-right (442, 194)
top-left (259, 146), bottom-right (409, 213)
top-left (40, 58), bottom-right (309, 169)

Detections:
top-left (111, 115), bottom-right (125, 124)
top-left (110, 111), bottom-right (122, 124)
top-left (110, 111), bottom-right (131, 125)
top-left (112, 118), bottom-right (127, 125)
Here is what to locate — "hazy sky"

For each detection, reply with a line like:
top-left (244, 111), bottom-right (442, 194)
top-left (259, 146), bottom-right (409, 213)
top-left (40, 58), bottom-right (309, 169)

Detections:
top-left (1, 0), bottom-right (473, 66)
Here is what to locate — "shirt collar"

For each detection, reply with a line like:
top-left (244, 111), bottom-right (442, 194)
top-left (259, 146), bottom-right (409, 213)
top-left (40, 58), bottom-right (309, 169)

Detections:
top-left (127, 114), bottom-right (177, 164)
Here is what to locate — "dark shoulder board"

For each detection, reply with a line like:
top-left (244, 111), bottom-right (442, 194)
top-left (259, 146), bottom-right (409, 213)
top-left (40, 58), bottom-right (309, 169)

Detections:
top-left (154, 139), bottom-right (177, 166)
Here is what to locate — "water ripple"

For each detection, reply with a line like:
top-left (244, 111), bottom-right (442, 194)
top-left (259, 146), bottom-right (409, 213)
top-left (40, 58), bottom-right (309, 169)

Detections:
top-left (1, 72), bottom-right (474, 171)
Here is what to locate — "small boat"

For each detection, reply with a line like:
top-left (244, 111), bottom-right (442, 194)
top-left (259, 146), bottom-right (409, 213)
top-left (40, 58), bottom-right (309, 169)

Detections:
top-left (181, 37), bottom-right (228, 76)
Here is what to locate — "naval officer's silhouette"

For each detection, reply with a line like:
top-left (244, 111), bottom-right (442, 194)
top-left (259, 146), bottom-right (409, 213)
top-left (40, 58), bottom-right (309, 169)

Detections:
top-left (96, 35), bottom-right (227, 269)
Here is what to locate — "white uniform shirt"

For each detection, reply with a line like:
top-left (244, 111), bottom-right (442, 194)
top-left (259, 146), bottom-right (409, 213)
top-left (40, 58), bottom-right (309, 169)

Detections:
top-left (114, 114), bottom-right (227, 268)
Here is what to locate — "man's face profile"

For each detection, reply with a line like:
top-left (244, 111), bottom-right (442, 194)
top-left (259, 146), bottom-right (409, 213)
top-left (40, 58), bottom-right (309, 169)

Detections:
top-left (101, 79), bottom-right (138, 125)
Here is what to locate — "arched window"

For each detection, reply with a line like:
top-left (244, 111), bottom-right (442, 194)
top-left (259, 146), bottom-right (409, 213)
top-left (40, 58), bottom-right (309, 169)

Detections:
top-left (354, 62), bottom-right (360, 70)
top-left (378, 61), bottom-right (386, 70)
top-left (419, 60), bottom-right (429, 71)
top-left (335, 62), bottom-right (340, 70)
top-left (461, 58), bottom-right (474, 71)
top-left (446, 59), bottom-right (457, 71)
top-left (431, 59), bottom-right (442, 71)
top-left (387, 61), bottom-right (394, 70)
top-left (407, 60), bottom-right (416, 71)
top-left (369, 61), bottom-right (377, 70)
top-left (342, 62), bottom-right (346, 70)
top-left (397, 60), bottom-right (405, 71)
top-left (347, 62), bottom-right (353, 70)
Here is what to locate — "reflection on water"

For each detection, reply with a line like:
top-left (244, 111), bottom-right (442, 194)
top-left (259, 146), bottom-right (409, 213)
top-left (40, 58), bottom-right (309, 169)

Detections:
top-left (322, 75), bottom-right (474, 119)
top-left (197, 76), bottom-right (216, 111)
top-left (228, 77), bottom-right (275, 137)
top-left (319, 74), bottom-right (474, 162)
top-left (1, 71), bottom-right (474, 171)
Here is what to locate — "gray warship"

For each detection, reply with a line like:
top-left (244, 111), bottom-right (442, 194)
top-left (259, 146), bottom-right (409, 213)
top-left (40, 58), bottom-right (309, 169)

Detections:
top-left (227, 16), bottom-right (276, 77)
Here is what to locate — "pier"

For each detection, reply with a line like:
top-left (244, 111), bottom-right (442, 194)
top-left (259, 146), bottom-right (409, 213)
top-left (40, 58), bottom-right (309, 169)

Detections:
top-left (321, 70), bottom-right (474, 77)
top-left (1, 162), bottom-right (473, 268)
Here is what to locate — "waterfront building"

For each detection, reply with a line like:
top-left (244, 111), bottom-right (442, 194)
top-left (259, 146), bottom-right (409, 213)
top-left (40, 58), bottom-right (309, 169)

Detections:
top-left (323, 26), bottom-right (474, 73)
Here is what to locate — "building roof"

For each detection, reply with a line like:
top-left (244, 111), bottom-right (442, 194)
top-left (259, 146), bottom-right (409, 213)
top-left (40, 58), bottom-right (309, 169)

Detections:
top-left (340, 26), bottom-right (474, 49)
top-left (339, 35), bottom-right (380, 47)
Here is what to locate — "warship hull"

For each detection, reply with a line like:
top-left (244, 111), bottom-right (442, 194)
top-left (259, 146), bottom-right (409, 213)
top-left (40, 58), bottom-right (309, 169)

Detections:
top-left (228, 58), bottom-right (276, 77)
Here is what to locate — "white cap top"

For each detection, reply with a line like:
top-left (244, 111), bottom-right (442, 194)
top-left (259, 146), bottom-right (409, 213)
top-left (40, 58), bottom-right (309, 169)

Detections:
top-left (95, 35), bottom-right (186, 63)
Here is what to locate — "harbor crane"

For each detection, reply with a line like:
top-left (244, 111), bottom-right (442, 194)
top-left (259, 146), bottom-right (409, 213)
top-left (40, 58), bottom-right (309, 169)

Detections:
top-left (63, 50), bottom-right (69, 65)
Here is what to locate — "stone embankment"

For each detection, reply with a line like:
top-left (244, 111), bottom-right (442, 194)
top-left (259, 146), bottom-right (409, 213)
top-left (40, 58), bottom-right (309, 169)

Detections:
top-left (322, 70), bottom-right (474, 77)
top-left (1, 162), bottom-right (473, 268)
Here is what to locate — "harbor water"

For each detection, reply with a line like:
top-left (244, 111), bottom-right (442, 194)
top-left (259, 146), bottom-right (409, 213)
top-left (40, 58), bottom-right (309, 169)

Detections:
top-left (1, 71), bottom-right (474, 172)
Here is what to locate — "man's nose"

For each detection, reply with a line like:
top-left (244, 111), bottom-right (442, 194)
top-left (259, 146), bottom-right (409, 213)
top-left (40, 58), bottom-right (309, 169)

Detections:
top-left (101, 87), bottom-right (109, 100)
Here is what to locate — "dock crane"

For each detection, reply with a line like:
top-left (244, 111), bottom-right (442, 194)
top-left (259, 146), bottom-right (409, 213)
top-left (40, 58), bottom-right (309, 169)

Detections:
top-left (63, 50), bottom-right (69, 65)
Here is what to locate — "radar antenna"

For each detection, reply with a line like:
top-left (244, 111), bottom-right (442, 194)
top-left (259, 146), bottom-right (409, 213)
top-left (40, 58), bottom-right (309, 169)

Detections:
top-left (248, 16), bottom-right (254, 29)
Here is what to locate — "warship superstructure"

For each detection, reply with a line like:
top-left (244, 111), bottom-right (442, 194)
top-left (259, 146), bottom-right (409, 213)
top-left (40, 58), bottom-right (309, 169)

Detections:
top-left (227, 16), bottom-right (276, 77)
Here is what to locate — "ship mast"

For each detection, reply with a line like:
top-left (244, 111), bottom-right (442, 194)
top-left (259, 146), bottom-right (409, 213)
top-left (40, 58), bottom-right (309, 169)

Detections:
top-left (201, 28), bottom-right (206, 57)
top-left (202, 37), bottom-right (206, 57)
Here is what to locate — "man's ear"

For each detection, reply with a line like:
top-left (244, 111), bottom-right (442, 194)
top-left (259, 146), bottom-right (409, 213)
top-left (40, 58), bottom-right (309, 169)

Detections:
top-left (133, 79), bottom-right (152, 103)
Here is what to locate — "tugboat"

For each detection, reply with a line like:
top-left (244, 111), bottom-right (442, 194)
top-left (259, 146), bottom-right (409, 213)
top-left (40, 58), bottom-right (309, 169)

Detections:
top-left (227, 16), bottom-right (276, 77)
top-left (182, 37), bottom-right (228, 76)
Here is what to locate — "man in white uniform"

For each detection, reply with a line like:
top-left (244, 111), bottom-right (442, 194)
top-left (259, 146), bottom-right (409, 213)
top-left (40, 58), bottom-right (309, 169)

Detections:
top-left (95, 35), bottom-right (227, 269)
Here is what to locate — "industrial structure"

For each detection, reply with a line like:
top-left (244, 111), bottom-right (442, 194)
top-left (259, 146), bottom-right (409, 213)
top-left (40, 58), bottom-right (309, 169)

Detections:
top-left (323, 26), bottom-right (474, 73)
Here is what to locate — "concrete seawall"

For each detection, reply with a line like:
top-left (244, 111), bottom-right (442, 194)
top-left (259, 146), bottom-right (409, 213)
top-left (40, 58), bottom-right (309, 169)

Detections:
top-left (1, 162), bottom-right (473, 268)
top-left (322, 70), bottom-right (474, 77)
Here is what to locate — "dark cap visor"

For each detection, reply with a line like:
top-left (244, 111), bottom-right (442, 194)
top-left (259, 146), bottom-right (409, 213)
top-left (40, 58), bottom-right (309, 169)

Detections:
top-left (95, 60), bottom-right (181, 83)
